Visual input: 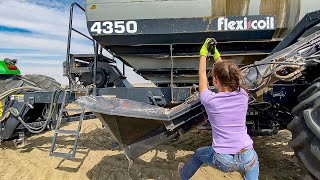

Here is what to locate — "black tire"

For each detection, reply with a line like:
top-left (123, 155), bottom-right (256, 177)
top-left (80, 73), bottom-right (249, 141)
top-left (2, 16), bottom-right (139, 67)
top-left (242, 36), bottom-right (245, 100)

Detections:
top-left (24, 74), bottom-right (61, 91)
top-left (96, 68), bottom-right (107, 88)
top-left (0, 75), bottom-right (37, 94)
top-left (288, 82), bottom-right (320, 179)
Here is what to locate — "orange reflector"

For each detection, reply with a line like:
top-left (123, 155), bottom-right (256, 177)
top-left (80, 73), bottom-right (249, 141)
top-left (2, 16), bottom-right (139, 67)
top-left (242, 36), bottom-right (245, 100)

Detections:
top-left (7, 65), bottom-right (17, 70)
top-left (91, 5), bottom-right (96, 9)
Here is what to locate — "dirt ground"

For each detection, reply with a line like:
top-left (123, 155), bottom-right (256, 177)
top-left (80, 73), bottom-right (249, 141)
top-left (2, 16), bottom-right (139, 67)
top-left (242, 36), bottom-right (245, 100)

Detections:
top-left (0, 119), bottom-right (302, 180)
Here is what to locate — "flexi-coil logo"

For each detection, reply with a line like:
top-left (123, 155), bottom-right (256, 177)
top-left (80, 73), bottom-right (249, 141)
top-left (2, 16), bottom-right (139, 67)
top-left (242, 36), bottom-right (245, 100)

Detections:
top-left (217, 16), bottom-right (275, 31)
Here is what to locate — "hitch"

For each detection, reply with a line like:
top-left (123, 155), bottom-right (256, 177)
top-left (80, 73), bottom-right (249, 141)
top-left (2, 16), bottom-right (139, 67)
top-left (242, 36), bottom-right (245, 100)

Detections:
top-left (13, 132), bottom-right (29, 148)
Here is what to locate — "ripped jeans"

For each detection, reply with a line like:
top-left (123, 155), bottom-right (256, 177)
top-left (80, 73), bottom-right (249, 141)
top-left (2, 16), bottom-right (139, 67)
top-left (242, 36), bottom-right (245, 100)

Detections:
top-left (179, 146), bottom-right (259, 180)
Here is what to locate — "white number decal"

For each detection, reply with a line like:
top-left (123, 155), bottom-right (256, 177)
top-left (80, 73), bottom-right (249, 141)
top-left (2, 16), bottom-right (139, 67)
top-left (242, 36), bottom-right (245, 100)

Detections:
top-left (114, 21), bottom-right (125, 33)
top-left (126, 21), bottom-right (138, 34)
top-left (102, 21), bottom-right (113, 34)
top-left (91, 21), bottom-right (138, 34)
top-left (90, 22), bottom-right (102, 34)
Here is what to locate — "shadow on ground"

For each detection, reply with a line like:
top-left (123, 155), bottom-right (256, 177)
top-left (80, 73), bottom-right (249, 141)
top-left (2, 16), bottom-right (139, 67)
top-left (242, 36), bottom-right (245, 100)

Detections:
top-left (0, 122), bottom-right (303, 179)
top-left (253, 131), bottom-right (302, 180)
top-left (0, 127), bottom-right (120, 152)
top-left (0, 126), bottom-right (120, 173)
top-left (86, 152), bottom-right (188, 180)
top-left (86, 130), bottom-right (302, 180)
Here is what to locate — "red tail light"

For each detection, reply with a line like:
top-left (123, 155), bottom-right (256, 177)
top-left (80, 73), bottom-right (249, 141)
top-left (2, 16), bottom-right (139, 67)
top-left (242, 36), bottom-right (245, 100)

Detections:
top-left (6, 65), bottom-right (17, 70)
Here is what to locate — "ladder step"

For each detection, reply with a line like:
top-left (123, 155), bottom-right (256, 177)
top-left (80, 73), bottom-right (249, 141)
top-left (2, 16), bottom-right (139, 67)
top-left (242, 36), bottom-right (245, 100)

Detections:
top-left (55, 130), bottom-right (77, 135)
top-left (49, 86), bottom-right (90, 160)
top-left (49, 152), bottom-right (74, 160)
top-left (61, 108), bottom-right (83, 112)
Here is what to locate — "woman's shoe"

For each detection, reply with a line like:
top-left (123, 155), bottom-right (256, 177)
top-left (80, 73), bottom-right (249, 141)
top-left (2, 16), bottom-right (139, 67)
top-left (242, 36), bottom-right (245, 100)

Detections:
top-left (178, 162), bottom-right (185, 174)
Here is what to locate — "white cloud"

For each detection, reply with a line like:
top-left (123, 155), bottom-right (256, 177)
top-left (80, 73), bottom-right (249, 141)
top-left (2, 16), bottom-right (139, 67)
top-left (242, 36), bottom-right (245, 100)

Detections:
top-left (0, 0), bottom-right (88, 38)
top-left (0, 0), bottom-right (91, 55)
top-left (0, 32), bottom-right (93, 54)
top-left (19, 59), bottom-right (62, 65)
top-left (0, 0), bottom-right (148, 86)
top-left (0, 52), bottom-right (62, 59)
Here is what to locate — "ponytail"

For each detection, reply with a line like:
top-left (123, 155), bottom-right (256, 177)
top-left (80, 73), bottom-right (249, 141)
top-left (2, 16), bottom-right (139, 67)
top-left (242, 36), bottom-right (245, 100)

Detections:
top-left (213, 61), bottom-right (247, 92)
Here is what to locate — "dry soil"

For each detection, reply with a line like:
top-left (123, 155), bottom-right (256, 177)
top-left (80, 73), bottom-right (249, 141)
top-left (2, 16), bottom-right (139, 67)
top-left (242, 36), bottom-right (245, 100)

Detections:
top-left (0, 119), bottom-right (302, 180)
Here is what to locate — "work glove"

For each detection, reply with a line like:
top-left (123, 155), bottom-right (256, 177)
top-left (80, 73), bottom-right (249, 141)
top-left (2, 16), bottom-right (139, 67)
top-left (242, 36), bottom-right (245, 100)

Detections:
top-left (200, 38), bottom-right (221, 60)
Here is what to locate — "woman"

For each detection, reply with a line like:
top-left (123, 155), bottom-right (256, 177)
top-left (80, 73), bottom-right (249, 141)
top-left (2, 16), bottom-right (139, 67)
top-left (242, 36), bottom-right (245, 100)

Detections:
top-left (178, 38), bottom-right (259, 180)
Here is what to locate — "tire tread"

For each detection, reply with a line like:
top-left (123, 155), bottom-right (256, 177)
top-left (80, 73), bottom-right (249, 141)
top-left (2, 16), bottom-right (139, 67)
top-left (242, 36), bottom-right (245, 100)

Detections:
top-left (289, 82), bottom-right (320, 180)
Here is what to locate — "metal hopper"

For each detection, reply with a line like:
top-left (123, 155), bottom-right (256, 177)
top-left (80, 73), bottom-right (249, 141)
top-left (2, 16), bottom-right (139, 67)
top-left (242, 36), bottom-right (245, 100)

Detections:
top-left (76, 94), bottom-right (207, 159)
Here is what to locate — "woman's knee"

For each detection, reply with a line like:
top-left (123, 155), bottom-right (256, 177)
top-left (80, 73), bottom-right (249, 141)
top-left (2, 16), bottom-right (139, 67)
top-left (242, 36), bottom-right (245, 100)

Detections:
top-left (194, 146), bottom-right (212, 156)
top-left (192, 146), bottom-right (214, 165)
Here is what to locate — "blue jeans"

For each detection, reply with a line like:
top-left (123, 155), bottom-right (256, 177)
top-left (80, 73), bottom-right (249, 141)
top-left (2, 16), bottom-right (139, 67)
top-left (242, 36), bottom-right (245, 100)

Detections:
top-left (180, 146), bottom-right (259, 180)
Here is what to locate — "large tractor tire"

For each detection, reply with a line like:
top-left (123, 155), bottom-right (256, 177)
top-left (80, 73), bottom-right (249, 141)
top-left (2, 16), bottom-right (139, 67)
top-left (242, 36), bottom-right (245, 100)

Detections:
top-left (0, 75), bottom-right (37, 94)
top-left (288, 81), bottom-right (320, 179)
top-left (24, 74), bottom-right (61, 91)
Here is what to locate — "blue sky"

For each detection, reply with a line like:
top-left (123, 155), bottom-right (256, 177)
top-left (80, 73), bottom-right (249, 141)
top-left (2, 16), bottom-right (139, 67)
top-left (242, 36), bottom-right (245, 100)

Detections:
top-left (0, 0), bottom-right (146, 85)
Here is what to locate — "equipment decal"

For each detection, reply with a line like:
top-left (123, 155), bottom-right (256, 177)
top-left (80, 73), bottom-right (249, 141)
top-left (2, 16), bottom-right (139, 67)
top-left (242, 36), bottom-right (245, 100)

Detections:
top-left (11, 94), bottom-right (24, 103)
top-left (91, 21), bottom-right (138, 34)
top-left (88, 16), bottom-right (276, 36)
top-left (217, 16), bottom-right (275, 31)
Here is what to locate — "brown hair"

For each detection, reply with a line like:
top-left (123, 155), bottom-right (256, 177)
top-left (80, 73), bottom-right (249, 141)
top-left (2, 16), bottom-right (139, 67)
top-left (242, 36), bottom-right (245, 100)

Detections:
top-left (212, 61), bottom-right (246, 92)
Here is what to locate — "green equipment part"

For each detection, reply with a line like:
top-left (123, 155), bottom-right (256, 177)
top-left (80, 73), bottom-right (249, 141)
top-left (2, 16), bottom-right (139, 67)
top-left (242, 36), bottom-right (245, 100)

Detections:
top-left (0, 58), bottom-right (21, 75)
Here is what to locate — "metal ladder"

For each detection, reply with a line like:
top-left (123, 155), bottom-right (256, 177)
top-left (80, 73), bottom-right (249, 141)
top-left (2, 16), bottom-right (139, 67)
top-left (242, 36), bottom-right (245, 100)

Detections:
top-left (49, 88), bottom-right (89, 159)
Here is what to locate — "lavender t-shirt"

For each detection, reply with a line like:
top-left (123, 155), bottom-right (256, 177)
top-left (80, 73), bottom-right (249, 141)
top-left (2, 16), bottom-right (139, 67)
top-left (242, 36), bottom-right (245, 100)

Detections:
top-left (200, 88), bottom-right (253, 154)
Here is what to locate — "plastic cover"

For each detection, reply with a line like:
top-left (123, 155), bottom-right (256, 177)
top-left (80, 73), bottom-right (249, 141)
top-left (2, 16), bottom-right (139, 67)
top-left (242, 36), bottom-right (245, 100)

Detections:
top-left (76, 94), bottom-right (201, 121)
top-left (76, 95), bottom-right (170, 121)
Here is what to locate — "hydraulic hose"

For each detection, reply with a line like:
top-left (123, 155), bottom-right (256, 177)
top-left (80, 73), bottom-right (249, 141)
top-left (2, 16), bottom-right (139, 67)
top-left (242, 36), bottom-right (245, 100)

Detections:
top-left (243, 59), bottom-right (306, 93)
top-left (273, 65), bottom-right (302, 81)
top-left (0, 86), bottom-right (44, 124)
top-left (0, 86), bottom-right (57, 134)
top-left (7, 90), bottom-right (57, 133)
top-left (0, 86), bottom-right (43, 101)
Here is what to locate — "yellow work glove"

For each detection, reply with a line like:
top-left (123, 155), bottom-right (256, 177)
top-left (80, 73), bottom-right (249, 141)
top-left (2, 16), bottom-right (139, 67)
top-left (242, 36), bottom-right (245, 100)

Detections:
top-left (199, 38), bottom-right (221, 61)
